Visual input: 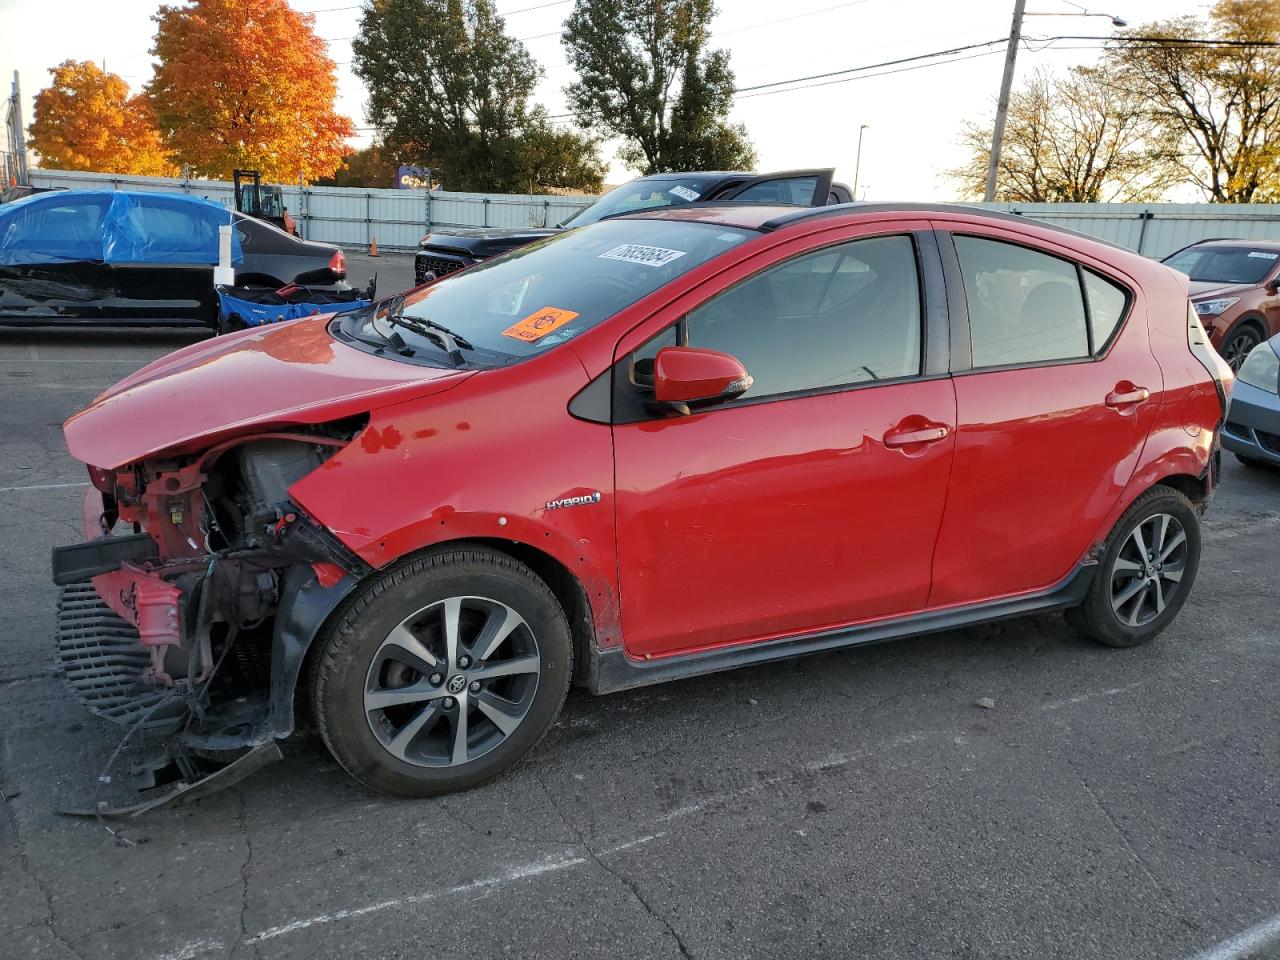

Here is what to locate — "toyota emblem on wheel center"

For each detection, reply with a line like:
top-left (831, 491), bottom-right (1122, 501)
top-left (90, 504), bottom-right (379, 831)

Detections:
top-left (446, 675), bottom-right (467, 694)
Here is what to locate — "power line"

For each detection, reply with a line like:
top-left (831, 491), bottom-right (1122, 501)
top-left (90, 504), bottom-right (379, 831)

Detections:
top-left (735, 37), bottom-right (1009, 94)
top-left (516, 0), bottom-right (876, 44)
top-left (501, 0), bottom-right (571, 14)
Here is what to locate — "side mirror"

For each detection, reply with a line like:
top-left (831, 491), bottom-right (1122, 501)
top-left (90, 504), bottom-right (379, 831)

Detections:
top-left (652, 346), bottom-right (753, 413)
top-left (1267, 278), bottom-right (1280, 295)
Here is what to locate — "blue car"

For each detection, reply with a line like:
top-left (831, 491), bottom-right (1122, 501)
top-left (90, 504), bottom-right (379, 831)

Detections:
top-left (1223, 331), bottom-right (1280, 468)
top-left (0, 190), bottom-right (346, 328)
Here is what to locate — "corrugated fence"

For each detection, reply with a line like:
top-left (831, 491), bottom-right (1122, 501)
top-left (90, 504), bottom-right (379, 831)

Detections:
top-left (25, 169), bottom-right (1280, 259)
top-left (27, 168), bottom-right (595, 250)
top-left (977, 202), bottom-right (1280, 260)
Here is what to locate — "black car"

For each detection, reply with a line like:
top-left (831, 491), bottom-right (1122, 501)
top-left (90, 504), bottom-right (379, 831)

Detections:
top-left (414, 168), bottom-right (850, 283)
top-left (0, 190), bottom-right (347, 329)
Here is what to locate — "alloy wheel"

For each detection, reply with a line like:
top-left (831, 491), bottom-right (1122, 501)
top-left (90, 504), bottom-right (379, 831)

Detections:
top-left (363, 596), bottom-right (540, 768)
top-left (1109, 513), bottom-right (1188, 628)
top-left (1223, 328), bottom-right (1260, 372)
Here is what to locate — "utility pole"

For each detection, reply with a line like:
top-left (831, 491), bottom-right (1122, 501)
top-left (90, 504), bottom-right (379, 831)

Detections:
top-left (853, 124), bottom-right (869, 199)
top-left (4, 71), bottom-right (28, 186)
top-left (984, 0), bottom-right (1027, 202)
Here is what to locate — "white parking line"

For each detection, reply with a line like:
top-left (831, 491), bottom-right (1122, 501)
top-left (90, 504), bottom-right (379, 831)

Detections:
top-left (239, 832), bottom-right (664, 946)
top-left (1187, 911), bottom-right (1280, 960)
top-left (0, 356), bottom-right (156, 364)
top-left (0, 481), bottom-right (88, 493)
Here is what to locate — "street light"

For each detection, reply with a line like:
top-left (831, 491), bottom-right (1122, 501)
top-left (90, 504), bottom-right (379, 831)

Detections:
top-left (854, 124), bottom-right (869, 199)
top-left (982, 1), bottom-right (1125, 201)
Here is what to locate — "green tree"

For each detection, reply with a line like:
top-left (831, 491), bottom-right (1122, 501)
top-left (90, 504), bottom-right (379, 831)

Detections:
top-left (314, 144), bottom-right (402, 188)
top-left (1104, 0), bottom-right (1280, 201)
top-left (949, 66), bottom-right (1176, 202)
top-left (352, 0), bottom-right (604, 192)
top-left (562, 0), bottom-right (756, 174)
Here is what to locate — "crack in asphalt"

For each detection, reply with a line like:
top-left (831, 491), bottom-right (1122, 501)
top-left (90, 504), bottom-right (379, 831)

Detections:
top-left (0, 735), bottom-right (87, 960)
top-left (536, 770), bottom-right (691, 960)
top-left (1077, 773), bottom-right (1178, 913)
top-left (232, 791), bottom-right (261, 960)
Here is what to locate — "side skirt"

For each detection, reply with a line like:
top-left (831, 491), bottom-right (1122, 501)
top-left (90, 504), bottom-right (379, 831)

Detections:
top-left (585, 562), bottom-right (1097, 695)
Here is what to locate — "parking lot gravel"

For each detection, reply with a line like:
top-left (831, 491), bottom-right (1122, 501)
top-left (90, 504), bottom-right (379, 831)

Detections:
top-left (1, 279), bottom-right (1278, 959)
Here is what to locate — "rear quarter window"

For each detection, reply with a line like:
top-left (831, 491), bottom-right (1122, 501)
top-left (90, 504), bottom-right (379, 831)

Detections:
top-left (1083, 269), bottom-right (1129, 351)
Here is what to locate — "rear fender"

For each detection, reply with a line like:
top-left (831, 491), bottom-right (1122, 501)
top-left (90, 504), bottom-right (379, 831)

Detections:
top-left (1094, 422), bottom-right (1216, 549)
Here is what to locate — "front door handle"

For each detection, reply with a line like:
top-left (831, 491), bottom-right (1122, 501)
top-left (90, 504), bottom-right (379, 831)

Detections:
top-left (1105, 385), bottom-right (1150, 408)
top-left (883, 425), bottom-right (949, 448)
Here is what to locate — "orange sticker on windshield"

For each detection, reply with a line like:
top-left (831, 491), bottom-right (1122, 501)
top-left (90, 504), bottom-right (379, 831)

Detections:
top-left (502, 306), bottom-right (579, 342)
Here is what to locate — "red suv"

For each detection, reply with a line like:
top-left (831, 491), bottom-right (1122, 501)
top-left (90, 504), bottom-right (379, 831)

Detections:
top-left (54, 203), bottom-right (1232, 799)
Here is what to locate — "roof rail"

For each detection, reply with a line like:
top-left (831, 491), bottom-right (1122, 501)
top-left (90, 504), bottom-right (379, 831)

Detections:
top-left (759, 201), bottom-right (1133, 252)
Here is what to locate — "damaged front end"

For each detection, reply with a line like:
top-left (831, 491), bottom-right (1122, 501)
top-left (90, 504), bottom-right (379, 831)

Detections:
top-left (52, 420), bottom-right (370, 810)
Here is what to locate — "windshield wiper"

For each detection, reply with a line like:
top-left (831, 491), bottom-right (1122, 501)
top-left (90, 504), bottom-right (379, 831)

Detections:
top-left (385, 312), bottom-right (473, 368)
top-left (364, 295), bottom-right (472, 367)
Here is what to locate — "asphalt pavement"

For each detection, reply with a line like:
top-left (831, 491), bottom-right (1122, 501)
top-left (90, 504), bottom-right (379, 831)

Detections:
top-left (1, 284), bottom-right (1278, 959)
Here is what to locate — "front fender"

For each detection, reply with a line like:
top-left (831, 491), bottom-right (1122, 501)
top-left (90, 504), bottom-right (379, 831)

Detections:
top-left (267, 565), bottom-right (358, 738)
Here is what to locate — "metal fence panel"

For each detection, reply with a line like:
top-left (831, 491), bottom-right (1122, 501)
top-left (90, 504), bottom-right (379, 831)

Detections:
top-left (27, 168), bottom-right (595, 250)
top-left (979, 202), bottom-right (1280, 259)
top-left (24, 170), bottom-right (1280, 258)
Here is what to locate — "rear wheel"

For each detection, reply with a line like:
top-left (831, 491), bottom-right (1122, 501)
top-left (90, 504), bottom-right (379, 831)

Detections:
top-left (1065, 487), bottom-right (1201, 648)
top-left (313, 546), bottom-right (572, 797)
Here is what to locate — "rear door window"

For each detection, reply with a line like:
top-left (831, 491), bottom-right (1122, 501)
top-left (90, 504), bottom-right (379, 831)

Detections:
top-left (953, 236), bottom-right (1090, 368)
top-left (728, 176), bottom-right (820, 206)
top-left (0, 196), bottom-right (109, 264)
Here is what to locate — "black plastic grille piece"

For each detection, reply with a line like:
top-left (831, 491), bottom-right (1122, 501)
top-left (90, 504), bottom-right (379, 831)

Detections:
top-left (414, 254), bottom-right (471, 283)
top-left (54, 582), bottom-right (184, 729)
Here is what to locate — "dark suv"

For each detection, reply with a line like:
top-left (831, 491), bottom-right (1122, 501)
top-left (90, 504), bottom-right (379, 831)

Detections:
top-left (413, 168), bottom-right (850, 283)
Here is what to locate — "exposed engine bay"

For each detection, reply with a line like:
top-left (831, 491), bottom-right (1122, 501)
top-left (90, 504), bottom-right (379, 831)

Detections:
top-left (52, 417), bottom-right (369, 811)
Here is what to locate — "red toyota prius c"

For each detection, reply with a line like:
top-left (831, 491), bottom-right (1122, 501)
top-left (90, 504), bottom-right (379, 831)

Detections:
top-left (53, 202), bottom-right (1233, 799)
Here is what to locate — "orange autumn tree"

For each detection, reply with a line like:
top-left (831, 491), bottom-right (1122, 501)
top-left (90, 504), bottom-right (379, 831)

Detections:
top-left (147, 0), bottom-right (354, 182)
top-left (28, 60), bottom-right (174, 176)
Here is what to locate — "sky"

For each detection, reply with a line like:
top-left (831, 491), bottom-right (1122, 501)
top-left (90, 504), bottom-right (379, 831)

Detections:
top-left (0, 0), bottom-right (1216, 198)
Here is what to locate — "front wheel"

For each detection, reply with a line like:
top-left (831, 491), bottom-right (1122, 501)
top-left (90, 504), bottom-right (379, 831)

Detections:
top-left (1221, 322), bottom-right (1263, 372)
top-left (1065, 487), bottom-right (1201, 648)
top-left (313, 546), bottom-right (572, 797)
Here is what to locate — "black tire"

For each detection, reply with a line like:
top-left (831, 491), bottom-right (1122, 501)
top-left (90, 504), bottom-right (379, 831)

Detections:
top-left (1221, 319), bottom-right (1264, 372)
top-left (1065, 486), bottom-right (1201, 648)
top-left (313, 545), bottom-right (572, 797)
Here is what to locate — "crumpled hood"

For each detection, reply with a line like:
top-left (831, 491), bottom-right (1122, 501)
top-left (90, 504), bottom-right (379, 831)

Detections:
top-left (1188, 280), bottom-right (1252, 300)
top-left (65, 315), bottom-right (471, 469)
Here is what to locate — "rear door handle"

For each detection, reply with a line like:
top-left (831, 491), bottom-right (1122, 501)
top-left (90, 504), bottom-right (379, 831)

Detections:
top-left (1105, 386), bottom-right (1150, 408)
top-left (883, 425), bottom-right (949, 448)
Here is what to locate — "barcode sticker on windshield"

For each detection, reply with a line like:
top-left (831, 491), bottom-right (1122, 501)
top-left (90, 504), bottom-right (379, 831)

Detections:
top-left (502, 306), bottom-right (579, 342)
top-left (669, 185), bottom-right (699, 202)
top-left (599, 244), bottom-right (687, 267)
top-left (1248, 251), bottom-right (1279, 259)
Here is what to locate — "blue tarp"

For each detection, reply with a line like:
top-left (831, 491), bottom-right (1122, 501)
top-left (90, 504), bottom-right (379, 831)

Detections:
top-left (217, 288), bottom-right (371, 328)
top-left (0, 190), bottom-right (243, 266)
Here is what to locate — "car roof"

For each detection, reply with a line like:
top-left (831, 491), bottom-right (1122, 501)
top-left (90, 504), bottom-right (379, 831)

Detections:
top-left (620, 201), bottom-right (1128, 246)
top-left (619, 203), bottom-right (804, 229)
top-left (3, 188), bottom-right (232, 217)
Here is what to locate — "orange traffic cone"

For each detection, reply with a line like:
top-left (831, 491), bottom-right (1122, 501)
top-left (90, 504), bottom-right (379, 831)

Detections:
top-left (369, 237), bottom-right (379, 257)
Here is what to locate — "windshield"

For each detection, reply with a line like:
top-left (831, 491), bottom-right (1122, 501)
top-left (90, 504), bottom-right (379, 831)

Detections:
top-left (343, 218), bottom-right (752, 366)
top-left (1165, 245), bottom-right (1280, 284)
top-left (559, 176), bottom-right (720, 228)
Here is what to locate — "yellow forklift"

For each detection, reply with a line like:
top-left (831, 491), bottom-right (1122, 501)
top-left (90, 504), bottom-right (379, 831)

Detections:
top-left (232, 169), bottom-right (297, 236)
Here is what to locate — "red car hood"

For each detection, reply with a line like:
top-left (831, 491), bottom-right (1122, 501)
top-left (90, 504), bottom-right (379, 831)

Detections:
top-left (65, 315), bottom-right (472, 468)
